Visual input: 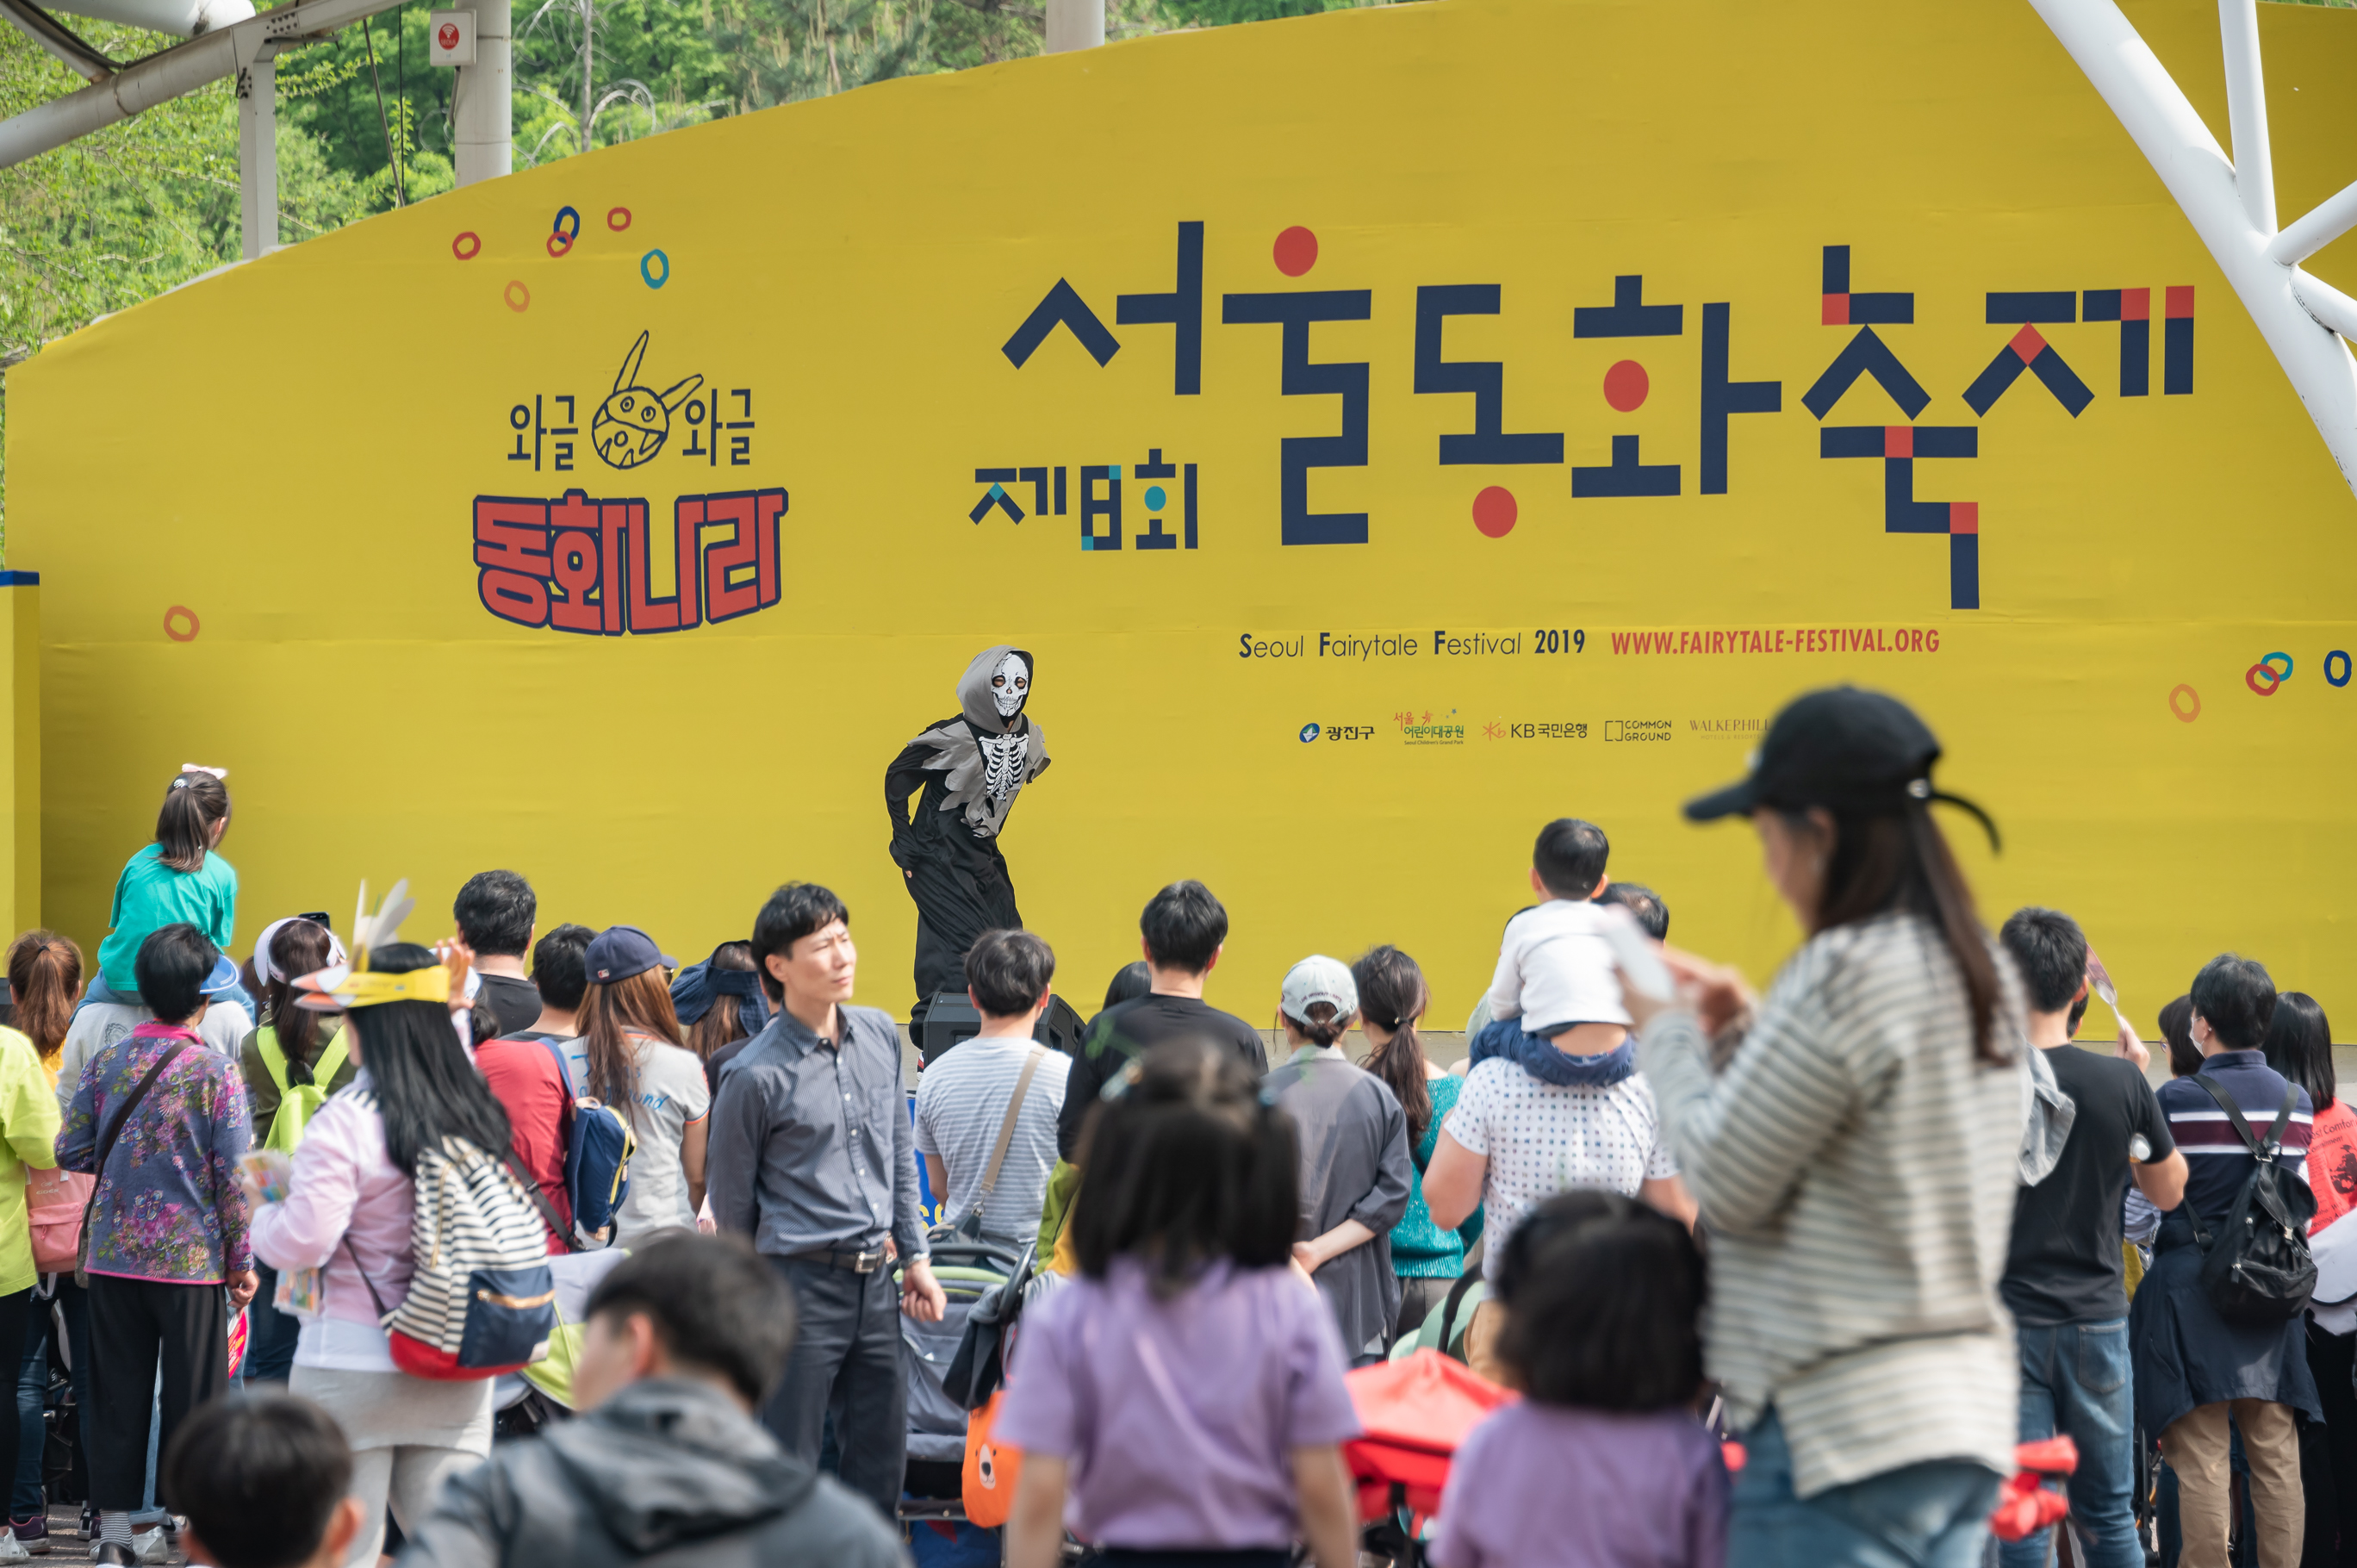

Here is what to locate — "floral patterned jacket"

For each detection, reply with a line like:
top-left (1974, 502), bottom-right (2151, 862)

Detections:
top-left (57, 1022), bottom-right (252, 1284)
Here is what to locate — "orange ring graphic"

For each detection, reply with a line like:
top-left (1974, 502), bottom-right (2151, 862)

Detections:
top-left (164, 606), bottom-right (200, 643)
top-left (451, 231), bottom-right (482, 260)
top-left (2168, 683), bottom-right (2200, 723)
top-left (504, 280), bottom-right (531, 313)
top-left (606, 207), bottom-right (632, 231)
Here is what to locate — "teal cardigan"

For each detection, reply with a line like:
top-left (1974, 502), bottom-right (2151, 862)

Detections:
top-left (1388, 1072), bottom-right (1483, 1279)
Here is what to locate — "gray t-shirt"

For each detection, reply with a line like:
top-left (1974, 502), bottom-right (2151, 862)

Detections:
top-left (567, 1034), bottom-right (711, 1243)
top-left (913, 1035), bottom-right (1069, 1248)
top-left (1264, 1048), bottom-right (1415, 1360)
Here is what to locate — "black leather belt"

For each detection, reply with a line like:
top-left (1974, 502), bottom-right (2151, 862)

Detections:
top-left (795, 1246), bottom-right (887, 1274)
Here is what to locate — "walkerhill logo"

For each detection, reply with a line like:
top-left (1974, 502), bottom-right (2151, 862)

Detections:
top-left (1689, 719), bottom-right (1765, 737)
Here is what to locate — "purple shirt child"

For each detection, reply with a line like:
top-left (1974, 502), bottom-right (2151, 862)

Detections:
top-left (1432, 1402), bottom-right (1729, 1568)
top-left (994, 1258), bottom-right (1361, 1551)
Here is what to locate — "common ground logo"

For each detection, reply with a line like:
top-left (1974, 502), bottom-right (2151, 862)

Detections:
top-left (1604, 719), bottom-right (1673, 743)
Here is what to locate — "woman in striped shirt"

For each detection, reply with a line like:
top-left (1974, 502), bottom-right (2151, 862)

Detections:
top-left (1631, 687), bottom-right (2028, 1568)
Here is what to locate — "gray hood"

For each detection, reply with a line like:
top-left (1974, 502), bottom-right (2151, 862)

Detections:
top-left (543, 1379), bottom-right (816, 1553)
top-left (956, 644), bottom-right (1034, 734)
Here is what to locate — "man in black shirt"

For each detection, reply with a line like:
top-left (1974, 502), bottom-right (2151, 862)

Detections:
top-left (1997, 907), bottom-right (2186, 1568)
top-left (454, 869), bottom-right (545, 1037)
top-left (1055, 880), bottom-right (1266, 1161)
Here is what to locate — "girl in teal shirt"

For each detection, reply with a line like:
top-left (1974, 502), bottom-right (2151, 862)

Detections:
top-left (1354, 945), bottom-right (1482, 1341)
top-left (93, 770), bottom-right (235, 999)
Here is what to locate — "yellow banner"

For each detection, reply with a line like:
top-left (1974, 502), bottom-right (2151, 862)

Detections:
top-left (12, 0), bottom-right (2357, 1030)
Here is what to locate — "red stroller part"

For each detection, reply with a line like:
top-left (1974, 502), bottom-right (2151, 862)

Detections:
top-left (1341, 1350), bottom-right (1515, 1522)
top-left (1988, 1434), bottom-right (2080, 1543)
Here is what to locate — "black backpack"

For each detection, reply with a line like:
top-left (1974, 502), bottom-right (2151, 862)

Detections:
top-left (2189, 1076), bottom-right (2318, 1325)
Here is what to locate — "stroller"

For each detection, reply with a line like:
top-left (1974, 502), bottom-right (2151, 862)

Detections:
top-left (1342, 1350), bottom-right (1514, 1568)
top-left (899, 1235), bottom-right (1035, 1553)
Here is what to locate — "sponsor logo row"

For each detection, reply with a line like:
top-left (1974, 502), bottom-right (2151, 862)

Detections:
top-left (1297, 717), bottom-right (1763, 745)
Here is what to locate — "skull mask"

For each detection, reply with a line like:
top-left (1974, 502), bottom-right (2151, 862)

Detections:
top-left (989, 653), bottom-right (1030, 719)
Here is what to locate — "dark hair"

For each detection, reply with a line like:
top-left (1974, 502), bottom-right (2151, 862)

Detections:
top-left (1284, 1000), bottom-right (1351, 1048)
top-left (135, 924), bottom-right (217, 1024)
top-left (4, 930), bottom-right (81, 1062)
top-left (1139, 880), bottom-right (1228, 974)
top-left (155, 771), bottom-right (231, 874)
top-left (1070, 1036), bottom-right (1298, 1297)
top-left (585, 1231), bottom-right (796, 1407)
top-left (1533, 818), bottom-right (1610, 900)
top-left (345, 943), bottom-right (513, 1177)
top-left (1493, 1190), bottom-right (1706, 1410)
top-left (1104, 961), bottom-right (1152, 1011)
top-left (1788, 804), bottom-right (2007, 1065)
top-left (684, 942), bottom-right (755, 1061)
top-left (1595, 881), bottom-right (1669, 940)
top-left (2159, 994), bottom-right (2201, 1078)
top-left (750, 883), bottom-right (850, 1003)
top-left (531, 923), bottom-right (594, 1013)
top-left (1998, 906), bottom-right (2089, 1016)
top-left (966, 929), bottom-right (1055, 1018)
top-left (452, 870), bottom-right (536, 957)
top-left (162, 1391), bottom-right (351, 1568)
top-left (1353, 946), bottom-right (1432, 1144)
top-left (2191, 954), bottom-right (2276, 1052)
top-left (263, 919), bottom-right (335, 1075)
top-left (581, 969), bottom-right (685, 1132)
top-left (2264, 992), bottom-right (2335, 1113)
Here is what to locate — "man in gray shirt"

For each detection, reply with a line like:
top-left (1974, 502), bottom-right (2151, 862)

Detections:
top-left (706, 881), bottom-right (945, 1518)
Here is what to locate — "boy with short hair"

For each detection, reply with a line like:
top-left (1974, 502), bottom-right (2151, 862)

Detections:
top-left (1476, 818), bottom-right (1629, 1067)
top-left (452, 869), bottom-right (541, 1037)
top-left (400, 1232), bottom-right (906, 1566)
top-left (475, 922), bottom-right (596, 1253)
top-left (164, 1392), bottom-right (364, 1568)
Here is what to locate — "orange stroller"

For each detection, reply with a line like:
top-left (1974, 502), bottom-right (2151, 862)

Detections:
top-left (1340, 1350), bottom-right (1515, 1566)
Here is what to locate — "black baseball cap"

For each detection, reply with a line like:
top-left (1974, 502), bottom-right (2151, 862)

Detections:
top-left (584, 924), bottom-right (676, 986)
top-left (1683, 687), bottom-right (1999, 847)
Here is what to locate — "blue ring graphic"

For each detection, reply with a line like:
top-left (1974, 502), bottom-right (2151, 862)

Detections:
top-left (1298, 723), bottom-right (1321, 743)
top-left (641, 250), bottom-right (669, 289)
top-left (2263, 650), bottom-right (2294, 681)
top-left (2329, 650), bottom-right (2352, 688)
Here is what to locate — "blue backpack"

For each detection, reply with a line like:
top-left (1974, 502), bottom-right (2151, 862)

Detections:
top-left (538, 1037), bottom-right (636, 1248)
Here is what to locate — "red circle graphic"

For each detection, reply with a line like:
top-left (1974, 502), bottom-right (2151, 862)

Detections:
top-left (1604, 359), bottom-right (1650, 412)
top-left (1272, 226), bottom-right (1318, 277)
top-left (1472, 486), bottom-right (1518, 538)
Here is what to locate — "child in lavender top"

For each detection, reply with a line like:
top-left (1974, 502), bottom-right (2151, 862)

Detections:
top-left (998, 1036), bottom-right (1363, 1568)
top-left (1433, 1189), bottom-right (1728, 1568)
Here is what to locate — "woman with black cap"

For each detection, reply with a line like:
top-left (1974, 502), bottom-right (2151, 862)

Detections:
top-left (1623, 685), bottom-right (2027, 1568)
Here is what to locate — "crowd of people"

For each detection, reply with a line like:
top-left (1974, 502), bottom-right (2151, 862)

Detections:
top-left (0, 684), bottom-right (2333, 1568)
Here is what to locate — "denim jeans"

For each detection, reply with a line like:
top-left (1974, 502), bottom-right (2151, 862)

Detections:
top-left (2000, 1319), bottom-right (2141, 1568)
top-left (1731, 1407), bottom-right (2004, 1568)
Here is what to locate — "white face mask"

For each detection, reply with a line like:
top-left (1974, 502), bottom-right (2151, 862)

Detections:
top-left (990, 653), bottom-right (1030, 718)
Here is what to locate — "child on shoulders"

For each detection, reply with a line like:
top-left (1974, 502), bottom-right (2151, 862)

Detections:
top-left (998, 1036), bottom-right (1363, 1568)
top-left (1433, 1189), bottom-right (1728, 1568)
top-left (91, 768), bottom-right (237, 1007)
top-left (1474, 818), bottom-right (1630, 1082)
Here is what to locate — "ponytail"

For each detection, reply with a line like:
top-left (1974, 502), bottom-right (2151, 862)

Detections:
top-left (264, 918), bottom-right (333, 1070)
top-left (1353, 944), bottom-right (1434, 1144)
top-left (155, 771), bottom-right (232, 874)
top-left (3, 930), bottom-right (81, 1062)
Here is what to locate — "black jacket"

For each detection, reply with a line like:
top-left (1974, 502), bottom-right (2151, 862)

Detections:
top-left (396, 1379), bottom-right (909, 1567)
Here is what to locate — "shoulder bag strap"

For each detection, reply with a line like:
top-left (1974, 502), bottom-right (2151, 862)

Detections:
top-left (340, 1234), bottom-right (393, 1323)
top-left (2267, 1084), bottom-right (2299, 1156)
top-left (2195, 1075), bottom-right (2272, 1160)
top-left (504, 1150), bottom-right (576, 1254)
top-left (76, 1038), bottom-right (195, 1285)
top-left (969, 1047), bottom-right (1049, 1223)
top-left (534, 1036), bottom-right (577, 1135)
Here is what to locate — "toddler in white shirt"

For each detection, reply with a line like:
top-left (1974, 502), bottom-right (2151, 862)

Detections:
top-left (1486, 818), bottom-right (1628, 1037)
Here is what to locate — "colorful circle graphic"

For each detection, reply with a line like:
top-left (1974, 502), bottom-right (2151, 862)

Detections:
top-left (451, 231), bottom-right (482, 260)
top-left (1272, 226), bottom-right (1318, 277)
top-left (641, 250), bottom-right (670, 289)
top-left (504, 280), bottom-right (531, 313)
top-left (164, 606), bottom-right (201, 643)
top-left (2169, 684), bottom-right (2200, 722)
top-left (607, 207), bottom-right (633, 231)
top-left (2328, 650), bottom-right (2352, 688)
top-left (1603, 360), bottom-right (1649, 412)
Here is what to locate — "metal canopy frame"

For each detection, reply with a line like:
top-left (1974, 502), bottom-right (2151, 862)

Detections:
top-left (2031, 0), bottom-right (2357, 496)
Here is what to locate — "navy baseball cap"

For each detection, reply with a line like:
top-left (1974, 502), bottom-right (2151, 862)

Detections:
top-left (1684, 686), bottom-right (1999, 849)
top-left (585, 924), bottom-right (676, 986)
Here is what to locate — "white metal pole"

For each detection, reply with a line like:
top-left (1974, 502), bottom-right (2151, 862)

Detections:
top-left (236, 47), bottom-right (275, 258)
top-left (452, 0), bottom-right (508, 184)
top-left (2029, 0), bottom-right (2357, 493)
top-left (1044, 0), bottom-right (1099, 54)
top-left (2217, 0), bottom-right (2275, 233)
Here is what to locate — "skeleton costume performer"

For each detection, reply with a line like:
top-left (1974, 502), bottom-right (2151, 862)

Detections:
top-left (886, 646), bottom-right (1050, 1007)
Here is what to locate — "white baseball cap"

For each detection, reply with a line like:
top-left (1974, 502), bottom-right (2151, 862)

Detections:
top-left (1280, 955), bottom-right (1358, 1024)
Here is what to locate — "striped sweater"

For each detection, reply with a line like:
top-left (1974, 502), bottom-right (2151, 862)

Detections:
top-left (1638, 912), bottom-right (2028, 1498)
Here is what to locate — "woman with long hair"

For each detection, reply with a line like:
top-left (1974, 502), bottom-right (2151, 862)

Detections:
top-left (575, 926), bottom-right (708, 1243)
top-left (1353, 945), bottom-right (1477, 1341)
top-left (1622, 686), bottom-right (2026, 1567)
top-left (2269, 992), bottom-right (2357, 1568)
top-left (0, 936), bottom-right (64, 1559)
top-left (246, 940), bottom-right (509, 1566)
top-left (671, 941), bottom-right (767, 1097)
